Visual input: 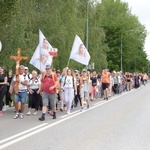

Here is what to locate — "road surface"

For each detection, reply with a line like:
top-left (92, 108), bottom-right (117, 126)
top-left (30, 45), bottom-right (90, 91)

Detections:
top-left (0, 84), bottom-right (150, 150)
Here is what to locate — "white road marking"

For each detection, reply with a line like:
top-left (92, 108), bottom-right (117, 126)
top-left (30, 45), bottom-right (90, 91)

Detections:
top-left (0, 123), bottom-right (48, 145)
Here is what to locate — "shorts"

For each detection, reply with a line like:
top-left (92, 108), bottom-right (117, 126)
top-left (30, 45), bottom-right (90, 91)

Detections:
top-left (15, 91), bottom-right (28, 104)
top-left (42, 92), bottom-right (56, 107)
top-left (102, 83), bottom-right (109, 90)
top-left (126, 81), bottom-right (131, 85)
top-left (80, 90), bottom-right (89, 99)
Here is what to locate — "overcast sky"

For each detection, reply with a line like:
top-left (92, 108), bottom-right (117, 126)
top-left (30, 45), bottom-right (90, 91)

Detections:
top-left (121, 0), bottom-right (150, 58)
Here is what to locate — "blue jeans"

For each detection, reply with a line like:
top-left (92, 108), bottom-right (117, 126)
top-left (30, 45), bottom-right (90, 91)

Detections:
top-left (14, 91), bottom-right (28, 104)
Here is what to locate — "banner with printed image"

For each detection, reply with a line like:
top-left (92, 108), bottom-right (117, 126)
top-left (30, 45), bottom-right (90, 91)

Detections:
top-left (30, 30), bottom-right (58, 71)
top-left (69, 35), bottom-right (90, 65)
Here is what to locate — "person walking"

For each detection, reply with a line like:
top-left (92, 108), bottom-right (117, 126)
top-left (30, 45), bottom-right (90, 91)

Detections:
top-left (59, 68), bottom-right (67, 111)
top-left (0, 66), bottom-right (7, 116)
top-left (63, 69), bottom-right (77, 114)
top-left (80, 69), bottom-right (90, 111)
top-left (125, 72), bottom-right (132, 91)
top-left (26, 70), bottom-right (41, 115)
top-left (90, 71), bottom-right (98, 101)
top-left (9, 65), bottom-right (28, 119)
top-left (113, 71), bottom-right (119, 94)
top-left (74, 71), bottom-right (81, 107)
top-left (5, 70), bottom-right (13, 108)
top-left (101, 68), bottom-right (110, 100)
top-left (39, 64), bottom-right (59, 121)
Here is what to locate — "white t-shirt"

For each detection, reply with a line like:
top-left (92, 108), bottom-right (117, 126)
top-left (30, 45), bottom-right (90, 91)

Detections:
top-left (64, 76), bottom-right (75, 88)
top-left (25, 73), bottom-right (32, 81)
top-left (13, 74), bottom-right (28, 91)
top-left (118, 75), bottom-right (121, 84)
top-left (29, 78), bottom-right (41, 89)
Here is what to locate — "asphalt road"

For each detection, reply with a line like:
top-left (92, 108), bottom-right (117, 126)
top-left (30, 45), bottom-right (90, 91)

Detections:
top-left (0, 84), bottom-right (150, 150)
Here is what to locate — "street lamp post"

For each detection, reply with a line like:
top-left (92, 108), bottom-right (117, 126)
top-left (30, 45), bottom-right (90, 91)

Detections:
top-left (120, 29), bottom-right (135, 72)
top-left (86, 0), bottom-right (89, 50)
top-left (85, 0), bottom-right (89, 69)
top-left (120, 33), bottom-right (123, 72)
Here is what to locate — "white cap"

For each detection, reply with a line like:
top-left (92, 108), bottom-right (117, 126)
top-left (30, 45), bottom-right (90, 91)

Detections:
top-left (24, 67), bottom-right (28, 70)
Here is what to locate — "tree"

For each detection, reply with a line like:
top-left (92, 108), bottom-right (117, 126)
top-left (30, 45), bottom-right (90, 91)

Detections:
top-left (95, 0), bottom-right (148, 72)
top-left (0, 0), bottom-right (148, 73)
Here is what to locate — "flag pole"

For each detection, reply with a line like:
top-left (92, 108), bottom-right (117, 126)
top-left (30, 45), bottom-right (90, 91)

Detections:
top-left (66, 58), bottom-right (71, 68)
top-left (86, 0), bottom-right (89, 69)
top-left (0, 41), bottom-right (2, 52)
top-left (39, 29), bottom-right (42, 71)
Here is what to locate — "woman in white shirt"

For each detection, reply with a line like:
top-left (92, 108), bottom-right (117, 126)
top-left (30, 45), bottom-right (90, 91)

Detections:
top-left (63, 69), bottom-right (77, 114)
top-left (26, 70), bottom-right (41, 115)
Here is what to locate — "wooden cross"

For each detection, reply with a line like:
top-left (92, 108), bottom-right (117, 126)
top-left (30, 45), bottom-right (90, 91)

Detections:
top-left (10, 48), bottom-right (28, 93)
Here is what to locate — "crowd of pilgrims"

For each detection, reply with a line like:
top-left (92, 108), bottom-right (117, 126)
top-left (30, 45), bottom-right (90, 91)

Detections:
top-left (0, 65), bottom-right (149, 119)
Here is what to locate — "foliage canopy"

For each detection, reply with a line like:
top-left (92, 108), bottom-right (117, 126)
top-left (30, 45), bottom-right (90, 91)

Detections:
top-left (0, 0), bottom-right (148, 73)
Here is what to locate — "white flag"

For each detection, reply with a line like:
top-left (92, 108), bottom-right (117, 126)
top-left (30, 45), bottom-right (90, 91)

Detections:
top-left (30, 29), bottom-right (57, 71)
top-left (0, 41), bottom-right (2, 52)
top-left (39, 30), bottom-right (58, 57)
top-left (70, 35), bottom-right (90, 65)
top-left (30, 44), bottom-right (50, 71)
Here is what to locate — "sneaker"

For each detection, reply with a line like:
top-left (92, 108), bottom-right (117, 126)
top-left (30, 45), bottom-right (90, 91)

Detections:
top-left (14, 113), bottom-right (19, 119)
top-left (87, 105), bottom-right (89, 109)
top-left (2, 105), bottom-right (6, 111)
top-left (60, 108), bottom-right (63, 112)
top-left (33, 111), bottom-right (37, 115)
top-left (71, 105), bottom-right (74, 110)
top-left (0, 111), bottom-right (3, 116)
top-left (50, 111), bottom-right (54, 116)
top-left (53, 115), bottom-right (56, 119)
top-left (80, 107), bottom-right (84, 112)
top-left (19, 113), bottom-right (24, 119)
top-left (67, 110), bottom-right (70, 114)
top-left (39, 116), bottom-right (45, 121)
top-left (26, 111), bottom-right (31, 116)
top-left (11, 101), bottom-right (14, 107)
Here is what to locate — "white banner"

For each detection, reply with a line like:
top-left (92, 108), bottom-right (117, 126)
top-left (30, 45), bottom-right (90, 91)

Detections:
top-left (0, 41), bottom-right (2, 52)
top-left (30, 29), bottom-right (58, 71)
top-left (69, 35), bottom-right (90, 65)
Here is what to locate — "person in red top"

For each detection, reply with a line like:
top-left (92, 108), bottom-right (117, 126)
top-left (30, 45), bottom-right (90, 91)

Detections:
top-left (39, 64), bottom-right (59, 121)
top-left (101, 68), bottom-right (110, 100)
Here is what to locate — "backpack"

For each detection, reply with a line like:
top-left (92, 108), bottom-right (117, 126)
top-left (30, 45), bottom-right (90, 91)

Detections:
top-left (41, 72), bottom-right (56, 83)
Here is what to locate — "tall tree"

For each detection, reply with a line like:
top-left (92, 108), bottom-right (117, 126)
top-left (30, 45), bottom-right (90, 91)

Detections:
top-left (95, 0), bottom-right (148, 72)
top-left (0, 0), bottom-right (148, 73)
